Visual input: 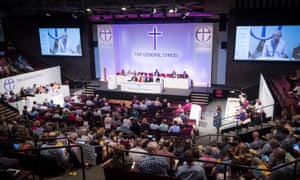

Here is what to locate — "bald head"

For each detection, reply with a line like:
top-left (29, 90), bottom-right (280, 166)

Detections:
top-left (146, 141), bottom-right (158, 153)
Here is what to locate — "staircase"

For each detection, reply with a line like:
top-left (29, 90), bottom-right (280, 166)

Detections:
top-left (82, 82), bottom-right (100, 96)
top-left (0, 102), bottom-right (20, 122)
top-left (190, 92), bottom-right (210, 106)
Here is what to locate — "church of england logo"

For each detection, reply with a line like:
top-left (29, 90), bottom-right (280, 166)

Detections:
top-left (195, 25), bottom-right (212, 43)
top-left (4, 79), bottom-right (15, 91)
top-left (99, 27), bottom-right (113, 42)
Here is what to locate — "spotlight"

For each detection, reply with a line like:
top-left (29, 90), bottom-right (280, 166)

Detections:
top-left (121, 6), bottom-right (127, 11)
top-left (72, 13), bottom-right (78, 19)
top-left (168, 7), bottom-right (177, 13)
top-left (182, 11), bottom-right (190, 19)
top-left (152, 8), bottom-right (157, 14)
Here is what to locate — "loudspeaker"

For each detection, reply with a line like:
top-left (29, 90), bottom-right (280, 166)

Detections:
top-left (221, 41), bottom-right (227, 49)
top-left (219, 13), bottom-right (227, 31)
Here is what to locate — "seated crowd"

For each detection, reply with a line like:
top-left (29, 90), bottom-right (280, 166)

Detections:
top-left (0, 41), bottom-right (35, 78)
top-left (0, 82), bottom-right (62, 103)
top-left (0, 90), bottom-right (299, 179)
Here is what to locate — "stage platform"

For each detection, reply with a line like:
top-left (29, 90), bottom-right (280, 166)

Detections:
top-left (89, 81), bottom-right (213, 103)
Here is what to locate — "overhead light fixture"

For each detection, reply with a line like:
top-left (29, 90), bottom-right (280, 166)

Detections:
top-left (168, 7), bottom-right (177, 13)
top-left (45, 12), bottom-right (51, 17)
top-left (72, 13), bottom-right (78, 19)
top-left (152, 8), bottom-right (157, 14)
top-left (86, 8), bottom-right (92, 13)
top-left (121, 6), bottom-right (127, 11)
top-left (182, 11), bottom-right (190, 19)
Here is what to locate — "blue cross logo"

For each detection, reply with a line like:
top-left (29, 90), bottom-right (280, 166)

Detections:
top-left (4, 79), bottom-right (15, 91)
top-left (195, 25), bottom-right (211, 43)
top-left (148, 26), bottom-right (163, 50)
top-left (99, 27), bottom-right (112, 42)
top-left (250, 26), bottom-right (282, 40)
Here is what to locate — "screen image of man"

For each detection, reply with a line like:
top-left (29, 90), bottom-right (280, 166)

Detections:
top-left (262, 30), bottom-right (288, 58)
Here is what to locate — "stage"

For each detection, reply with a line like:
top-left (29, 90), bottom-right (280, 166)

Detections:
top-left (90, 81), bottom-right (212, 103)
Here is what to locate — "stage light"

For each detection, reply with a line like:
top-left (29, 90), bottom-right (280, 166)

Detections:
top-left (182, 11), bottom-right (190, 19)
top-left (86, 8), bottom-right (91, 12)
top-left (168, 7), bottom-right (177, 13)
top-left (152, 8), bottom-right (157, 14)
top-left (72, 13), bottom-right (78, 19)
top-left (121, 6), bottom-right (127, 11)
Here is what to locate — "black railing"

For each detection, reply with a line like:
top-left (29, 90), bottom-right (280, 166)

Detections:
top-left (0, 136), bottom-right (86, 180)
top-left (104, 143), bottom-right (300, 180)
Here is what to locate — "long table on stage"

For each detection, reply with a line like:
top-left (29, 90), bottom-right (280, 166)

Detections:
top-left (163, 77), bottom-right (191, 89)
top-left (108, 75), bottom-right (191, 91)
top-left (120, 81), bottom-right (163, 94)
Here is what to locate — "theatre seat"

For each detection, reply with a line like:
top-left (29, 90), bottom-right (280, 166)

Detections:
top-left (215, 89), bottom-right (223, 99)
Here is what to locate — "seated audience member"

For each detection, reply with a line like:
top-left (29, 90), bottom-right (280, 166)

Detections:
top-left (268, 147), bottom-right (294, 180)
top-left (257, 135), bottom-right (279, 156)
top-left (198, 146), bottom-right (217, 169)
top-left (214, 149), bottom-right (233, 175)
top-left (176, 149), bottom-right (207, 180)
top-left (235, 106), bottom-right (247, 123)
top-left (40, 131), bottom-right (70, 168)
top-left (0, 156), bottom-right (20, 170)
top-left (159, 119), bottom-right (169, 132)
top-left (168, 121), bottom-right (181, 134)
top-left (279, 127), bottom-right (296, 156)
top-left (156, 139), bottom-right (176, 167)
top-left (138, 141), bottom-right (169, 175)
top-left (129, 138), bottom-right (147, 164)
top-left (111, 144), bottom-right (133, 169)
top-left (216, 158), bottom-right (245, 180)
top-left (248, 131), bottom-right (265, 150)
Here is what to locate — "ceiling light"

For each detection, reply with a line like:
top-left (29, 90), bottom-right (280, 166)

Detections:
top-left (184, 11), bottom-right (190, 16)
top-left (72, 13), bottom-right (78, 19)
top-left (121, 7), bottom-right (127, 11)
top-left (45, 12), bottom-right (51, 17)
top-left (152, 8), bottom-right (157, 14)
top-left (86, 8), bottom-right (92, 13)
top-left (168, 7), bottom-right (177, 13)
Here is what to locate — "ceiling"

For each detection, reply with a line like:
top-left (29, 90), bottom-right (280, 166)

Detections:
top-left (0, 0), bottom-right (234, 20)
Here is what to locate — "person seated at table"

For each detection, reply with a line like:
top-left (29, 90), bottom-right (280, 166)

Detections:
top-left (171, 70), bottom-right (177, 78)
top-left (182, 70), bottom-right (189, 78)
top-left (120, 69), bottom-right (126, 76)
top-left (137, 73), bottom-right (144, 82)
top-left (154, 68), bottom-right (160, 77)
top-left (131, 74), bottom-right (138, 81)
top-left (144, 74), bottom-right (153, 82)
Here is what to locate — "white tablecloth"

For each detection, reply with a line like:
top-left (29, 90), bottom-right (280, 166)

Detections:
top-left (120, 81), bottom-right (163, 94)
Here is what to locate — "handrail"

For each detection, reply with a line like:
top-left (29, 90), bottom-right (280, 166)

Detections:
top-left (0, 144), bottom-right (86, 180)
top-left (219, 103), bottom-right (275, 129)
top-left (104, 143), bottom-right (300, 180)
top-left (0, 137), bottom-right (86, 180)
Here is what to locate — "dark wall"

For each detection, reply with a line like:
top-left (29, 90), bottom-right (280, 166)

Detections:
top-left (2, 15), bottom-right (94, 80)
top-left (2, 10), bottom-right (300, 89)
top-left (225, 8), bottom-right (300, 88)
